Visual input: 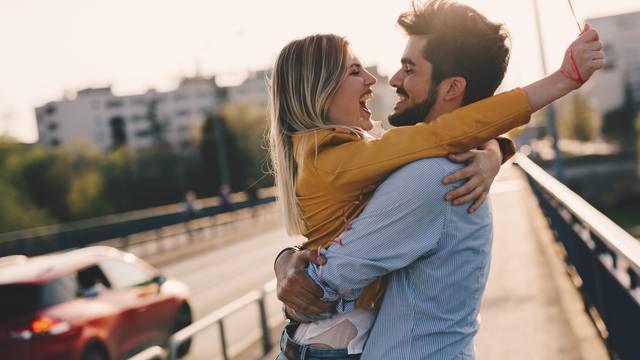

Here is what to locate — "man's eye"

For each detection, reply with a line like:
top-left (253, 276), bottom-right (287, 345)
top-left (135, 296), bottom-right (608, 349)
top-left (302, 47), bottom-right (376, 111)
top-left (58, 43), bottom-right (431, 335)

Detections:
top-left (404, 68), bottom-right (413, 74)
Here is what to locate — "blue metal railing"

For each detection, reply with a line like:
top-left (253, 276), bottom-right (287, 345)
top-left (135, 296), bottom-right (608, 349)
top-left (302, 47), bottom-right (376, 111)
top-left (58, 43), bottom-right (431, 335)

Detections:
top-left (0, 188), bottom-right (276, 257)
top-left (516, 154), bottom-right (640, 360)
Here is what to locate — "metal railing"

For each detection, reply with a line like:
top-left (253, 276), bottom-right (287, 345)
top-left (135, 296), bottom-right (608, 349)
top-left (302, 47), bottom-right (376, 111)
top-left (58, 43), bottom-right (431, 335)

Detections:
top-left (515, 154), bottom-right (640, 360)
top-left (129, 279), bottom-right (279, 360)
top-left (0, 188), bottom-right (277, 257)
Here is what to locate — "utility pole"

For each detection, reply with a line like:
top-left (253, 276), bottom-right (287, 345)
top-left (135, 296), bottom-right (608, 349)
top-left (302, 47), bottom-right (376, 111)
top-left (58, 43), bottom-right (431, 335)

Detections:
top-left (532, 0), bottom-right (565, 181)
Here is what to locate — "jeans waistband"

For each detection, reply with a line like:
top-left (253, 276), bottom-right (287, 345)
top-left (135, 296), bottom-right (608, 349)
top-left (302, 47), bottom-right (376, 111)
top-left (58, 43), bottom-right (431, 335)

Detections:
top-left (280, 323), bottom-right (361, 360)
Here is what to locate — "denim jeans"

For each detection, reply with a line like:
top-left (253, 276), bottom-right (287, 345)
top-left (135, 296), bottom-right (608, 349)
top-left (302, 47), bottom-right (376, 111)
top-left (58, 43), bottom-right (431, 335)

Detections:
top-left (275, 323), bottom-right (361, 360)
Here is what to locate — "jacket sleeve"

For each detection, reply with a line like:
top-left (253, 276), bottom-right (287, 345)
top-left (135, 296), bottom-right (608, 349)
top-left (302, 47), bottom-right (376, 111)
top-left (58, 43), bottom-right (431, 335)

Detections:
top-left (314, 88), bottom-right (531, 191)
top-left (304, 159), bottom-right (451, 313)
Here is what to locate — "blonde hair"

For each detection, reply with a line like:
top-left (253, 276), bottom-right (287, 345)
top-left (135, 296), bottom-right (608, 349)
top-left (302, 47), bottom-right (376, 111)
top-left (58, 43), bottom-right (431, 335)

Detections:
top-left (268, 34), bottom-right (351, 235)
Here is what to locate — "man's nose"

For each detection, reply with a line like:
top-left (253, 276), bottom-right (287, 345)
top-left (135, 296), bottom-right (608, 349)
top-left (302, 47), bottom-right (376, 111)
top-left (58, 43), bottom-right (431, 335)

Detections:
top-left (389, 70), bottom-right (402, 88)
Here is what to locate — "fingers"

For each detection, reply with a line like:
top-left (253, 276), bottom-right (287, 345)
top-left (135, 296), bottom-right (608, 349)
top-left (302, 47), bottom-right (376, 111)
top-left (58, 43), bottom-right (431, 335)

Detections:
top-left (277, 269), bottom-right (331, 314)
top-left (452, 186), bottom-right (484, 207)
top-left (578, 27), bottom-right (599, 42)
top-left (586, 41), bottom-right (603, 51)
top-left (591, 50), bottom-right (605, 60)
top-left (591, 59), bottom-right (606, 70)
top-left (443, 165), bottom-right (474, 185)
top-left (468, 192), bottom-right (487, 213)
top-left (445, 177), bottom-right (481, 202)
top-left (299, 248), bottom-right (326, 266)
top-left (447, 151), bottom-right (476, 164)
top-left (280, 290), bottom-right (333, 315)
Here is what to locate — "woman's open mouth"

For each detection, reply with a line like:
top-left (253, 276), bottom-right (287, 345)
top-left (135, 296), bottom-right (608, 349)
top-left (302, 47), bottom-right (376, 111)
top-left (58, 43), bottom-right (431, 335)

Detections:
top-left (359, 92), bottom-right (372, 115)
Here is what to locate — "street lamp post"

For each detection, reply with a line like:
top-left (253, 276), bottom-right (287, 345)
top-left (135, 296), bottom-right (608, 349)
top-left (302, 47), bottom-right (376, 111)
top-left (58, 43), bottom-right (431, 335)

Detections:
top-left (532, 0), bottom-right (565, 181)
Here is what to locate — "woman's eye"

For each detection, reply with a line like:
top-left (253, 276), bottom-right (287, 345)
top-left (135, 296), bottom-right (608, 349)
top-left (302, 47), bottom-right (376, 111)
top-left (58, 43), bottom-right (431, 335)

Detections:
top-left (351, 71), bottom-right (361, 76)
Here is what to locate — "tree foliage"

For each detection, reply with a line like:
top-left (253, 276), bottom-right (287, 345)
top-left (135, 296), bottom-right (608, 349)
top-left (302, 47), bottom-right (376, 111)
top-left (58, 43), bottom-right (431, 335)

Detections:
top-left (0, 105), bottom-right (272, 233)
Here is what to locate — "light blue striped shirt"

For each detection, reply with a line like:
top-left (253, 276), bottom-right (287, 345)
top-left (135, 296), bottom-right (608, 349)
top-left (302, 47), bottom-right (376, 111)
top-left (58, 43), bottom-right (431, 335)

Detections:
top-left (306, 157), bottom-right (493, 359)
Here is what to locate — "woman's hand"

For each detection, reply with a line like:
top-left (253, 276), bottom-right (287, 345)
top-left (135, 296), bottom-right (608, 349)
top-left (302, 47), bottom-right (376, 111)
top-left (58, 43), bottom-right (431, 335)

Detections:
top-left (274, 248), bottom-right (334, 315)
top-left (559, 23), bottom-right (605, 88)
top-left (443, 139), bottom-right (502, 213)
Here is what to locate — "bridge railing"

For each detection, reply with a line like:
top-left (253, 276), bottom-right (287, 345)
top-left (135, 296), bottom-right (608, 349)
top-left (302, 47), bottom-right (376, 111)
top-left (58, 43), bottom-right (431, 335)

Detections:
top-left (0, 188), bottom-right (277, 257)
top-left (516, 154), bottom-right (640, 360)
top-left (129, 279), bottom-right (278, 360)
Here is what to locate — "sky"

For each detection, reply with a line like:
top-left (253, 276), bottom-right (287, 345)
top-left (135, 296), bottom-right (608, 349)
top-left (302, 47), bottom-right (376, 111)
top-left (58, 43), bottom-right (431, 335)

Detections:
top-left (1, 0), bottom-right (639, 143)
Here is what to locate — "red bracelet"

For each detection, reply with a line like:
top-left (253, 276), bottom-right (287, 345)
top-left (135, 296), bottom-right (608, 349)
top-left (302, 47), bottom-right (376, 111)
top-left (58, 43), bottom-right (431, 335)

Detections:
top-left (559, 47), bottom-right (587, 85)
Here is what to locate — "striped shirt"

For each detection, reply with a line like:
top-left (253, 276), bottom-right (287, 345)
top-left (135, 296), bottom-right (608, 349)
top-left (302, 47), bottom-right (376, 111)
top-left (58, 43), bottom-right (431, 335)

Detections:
top-left (306, 157), bottom-right (493, 359)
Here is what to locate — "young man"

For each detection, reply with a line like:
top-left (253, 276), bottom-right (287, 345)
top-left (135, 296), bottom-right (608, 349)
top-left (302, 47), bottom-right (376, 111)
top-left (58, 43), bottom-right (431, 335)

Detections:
top-left (275, 1), bottom-right (603, 358)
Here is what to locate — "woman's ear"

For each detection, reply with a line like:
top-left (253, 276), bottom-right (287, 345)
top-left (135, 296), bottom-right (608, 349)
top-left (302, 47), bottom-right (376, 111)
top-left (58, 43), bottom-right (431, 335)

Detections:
top-left (442, 77), bottom-right (467, 101)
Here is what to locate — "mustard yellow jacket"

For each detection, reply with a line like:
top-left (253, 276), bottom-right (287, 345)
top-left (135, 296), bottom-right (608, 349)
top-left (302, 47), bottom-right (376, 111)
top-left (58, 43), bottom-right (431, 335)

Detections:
top-left (292, 88), bottom-right (532, 309)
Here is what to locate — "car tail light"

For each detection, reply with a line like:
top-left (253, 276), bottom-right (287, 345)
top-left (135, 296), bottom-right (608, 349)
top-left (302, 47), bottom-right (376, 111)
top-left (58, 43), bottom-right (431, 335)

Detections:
top-left (9, 318), bottom-right (71, 340)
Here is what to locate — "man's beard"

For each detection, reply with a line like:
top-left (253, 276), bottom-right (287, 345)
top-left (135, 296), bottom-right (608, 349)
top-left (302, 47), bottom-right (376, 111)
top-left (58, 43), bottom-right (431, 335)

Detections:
top-left (388, 83), bottom-right (439, 127)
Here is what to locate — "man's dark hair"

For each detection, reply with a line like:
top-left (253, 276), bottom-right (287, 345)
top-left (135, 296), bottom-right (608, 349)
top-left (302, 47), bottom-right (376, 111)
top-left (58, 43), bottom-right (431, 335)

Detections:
top-left (397, 0), bottom-right (511, 105)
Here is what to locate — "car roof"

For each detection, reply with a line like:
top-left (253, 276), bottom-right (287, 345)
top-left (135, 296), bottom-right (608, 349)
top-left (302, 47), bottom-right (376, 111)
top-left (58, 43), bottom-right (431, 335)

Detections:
top-left (0, 246), bottom-right (130, 285)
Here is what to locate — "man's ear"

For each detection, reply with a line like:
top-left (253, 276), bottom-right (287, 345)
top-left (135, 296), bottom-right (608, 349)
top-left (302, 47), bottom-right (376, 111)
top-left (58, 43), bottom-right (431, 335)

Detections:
top-left (441, 77), bottom-right (467, 101)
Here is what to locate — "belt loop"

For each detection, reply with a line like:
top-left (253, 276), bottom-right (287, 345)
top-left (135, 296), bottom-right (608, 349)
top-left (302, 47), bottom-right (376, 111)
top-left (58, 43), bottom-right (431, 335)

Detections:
top-left (300, 345), bottom-right (308, 360)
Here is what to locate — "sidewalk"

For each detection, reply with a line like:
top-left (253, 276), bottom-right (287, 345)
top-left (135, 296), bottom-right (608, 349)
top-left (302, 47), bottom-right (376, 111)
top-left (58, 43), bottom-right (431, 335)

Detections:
top-left (476, 163), bottom-right (608, 359)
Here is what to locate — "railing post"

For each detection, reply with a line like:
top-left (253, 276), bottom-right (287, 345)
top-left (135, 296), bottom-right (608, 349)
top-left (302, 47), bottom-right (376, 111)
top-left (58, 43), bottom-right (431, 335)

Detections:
top-left (121, 235), bottom-right (130, 249)
top-left (218, 320), bottom-right (229, 360)
top-left (258, 293), bottom-right (272, 355)
top-left (629, 268), bottom-right (639, 290)
top-left (167, 338), bottom-right (179, 360)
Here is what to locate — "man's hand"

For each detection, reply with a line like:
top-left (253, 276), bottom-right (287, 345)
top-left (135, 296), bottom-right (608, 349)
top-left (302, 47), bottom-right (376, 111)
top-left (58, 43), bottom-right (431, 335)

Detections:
top-left (274, 248), bottom-right (334, 315)
top-left (443, 139), bottom-right (502, 213)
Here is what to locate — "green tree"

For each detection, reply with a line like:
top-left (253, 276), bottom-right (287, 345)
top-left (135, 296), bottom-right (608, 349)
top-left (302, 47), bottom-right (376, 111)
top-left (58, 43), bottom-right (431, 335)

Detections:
top-left (570, 93), bottom-right (597, 141)
top-left (221, 103), bottom-right (273, 188)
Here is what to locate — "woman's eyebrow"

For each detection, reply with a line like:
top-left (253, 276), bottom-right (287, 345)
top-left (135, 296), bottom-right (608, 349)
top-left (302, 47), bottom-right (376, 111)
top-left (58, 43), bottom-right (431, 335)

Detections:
top-left (349, 63), bottom-right (362, 69)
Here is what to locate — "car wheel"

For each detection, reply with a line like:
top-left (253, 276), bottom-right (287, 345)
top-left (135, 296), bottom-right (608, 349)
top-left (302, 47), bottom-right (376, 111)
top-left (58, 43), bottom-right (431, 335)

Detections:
top-left (172, 303), bottom-right (192, 358)
top-left (82, 344), bottom-right (108, 360)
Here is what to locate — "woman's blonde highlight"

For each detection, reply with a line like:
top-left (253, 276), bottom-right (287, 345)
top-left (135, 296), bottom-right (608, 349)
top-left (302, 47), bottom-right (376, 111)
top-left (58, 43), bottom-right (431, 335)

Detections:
top-left (267, 34), bottom-right (353, 235)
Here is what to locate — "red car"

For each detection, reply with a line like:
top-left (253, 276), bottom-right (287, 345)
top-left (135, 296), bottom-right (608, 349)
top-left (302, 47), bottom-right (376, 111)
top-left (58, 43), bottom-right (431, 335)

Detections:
top-left (0, 246), bottom-right (192, 360)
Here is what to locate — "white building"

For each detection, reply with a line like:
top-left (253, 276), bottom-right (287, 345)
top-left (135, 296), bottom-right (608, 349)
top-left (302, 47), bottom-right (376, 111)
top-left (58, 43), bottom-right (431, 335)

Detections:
top-left (36, 65), bottom-right (399, 151)
top-left (225, 70), bottom-right (270, 106)
top-left (36, 76), bottom-right (220, 152)
top-left (585, 11), bottom-right (640, 114)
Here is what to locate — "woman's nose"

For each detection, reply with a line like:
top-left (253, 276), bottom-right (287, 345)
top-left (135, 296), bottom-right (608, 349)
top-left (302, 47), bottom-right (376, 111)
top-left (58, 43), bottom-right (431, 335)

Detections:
top-left (366, 74), bottom-right (377, 86)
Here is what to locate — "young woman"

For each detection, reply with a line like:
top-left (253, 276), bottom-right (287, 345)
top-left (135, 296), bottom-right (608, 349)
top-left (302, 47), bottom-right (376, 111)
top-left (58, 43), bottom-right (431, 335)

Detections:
top-left (270, 25), bottom-right (602, 359)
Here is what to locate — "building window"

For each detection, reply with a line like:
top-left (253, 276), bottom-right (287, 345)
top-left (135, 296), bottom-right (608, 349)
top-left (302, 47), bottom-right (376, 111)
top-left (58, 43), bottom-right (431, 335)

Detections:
top-left (50, 138), bottom-right (61, 147)
top-left (45, 105), bottom-right (56, 115)
top-left (130, 97), bottom-right (146, 106)
top-left (176, 109), bottom-right (190, 117)
top-left (48, 122), bottom-right (59, 131)
top-left (106, 99), bottom-right (124, 108)
top-left (132, 114), bottom-right (145, 122)
top-left (109, 116), bottom-right (127, 149)
top-left (135, 129), bottom-right (150, 138)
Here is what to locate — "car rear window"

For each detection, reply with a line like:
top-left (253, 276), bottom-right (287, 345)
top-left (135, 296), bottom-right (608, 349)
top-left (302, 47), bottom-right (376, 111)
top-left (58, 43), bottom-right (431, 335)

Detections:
top-left (0, 276), bottom-right (77, 322)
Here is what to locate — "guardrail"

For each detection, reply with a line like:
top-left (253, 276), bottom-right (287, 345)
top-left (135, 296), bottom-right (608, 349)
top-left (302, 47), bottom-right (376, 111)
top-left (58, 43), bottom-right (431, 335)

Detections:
top-left (515, 154), bottom-right (640, 360)
top-left (129, 279), bottom-right (279, 360)
top-left (0, 188), bottom-right (277, 257)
